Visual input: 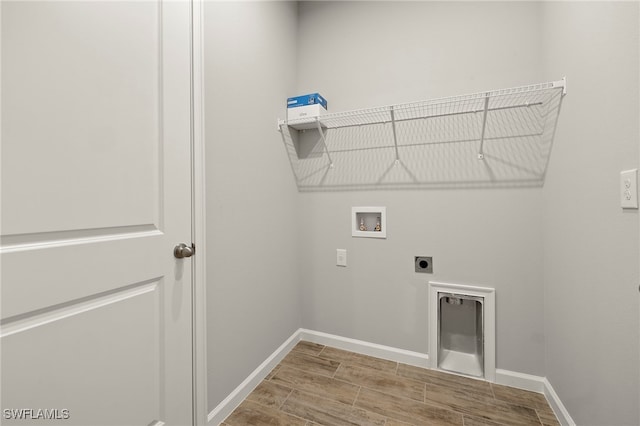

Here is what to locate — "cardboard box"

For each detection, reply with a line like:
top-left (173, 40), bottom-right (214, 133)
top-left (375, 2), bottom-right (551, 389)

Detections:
top-left (287, 104), bottom-right (327, 121)
top-left (287, 93), bottom-right (328, 122)
top-left (287, 93), bottom-right (327, 109)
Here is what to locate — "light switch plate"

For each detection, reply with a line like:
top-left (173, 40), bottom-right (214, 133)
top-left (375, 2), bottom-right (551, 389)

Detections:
top-left (620, 169), bottom-right (638, 209)
top-left (336, 249), bottom-right (347, 267)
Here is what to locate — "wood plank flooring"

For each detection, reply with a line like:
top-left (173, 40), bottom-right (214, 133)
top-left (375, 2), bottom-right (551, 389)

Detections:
top-left (221, 341), bottom-right (560, 426)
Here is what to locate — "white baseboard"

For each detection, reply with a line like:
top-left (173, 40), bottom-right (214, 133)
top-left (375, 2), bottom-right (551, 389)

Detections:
top-left (207, 330), bottom-right (302, 425)
top-left (207, 328), bottom-right (573, 426)
top-left (495, 369), bottom-right (575, 426)
top-left (495, 368), bottom-right (545, 393)
top-left (299, 328), bottom-right (430, 369)
top-left (543, 378), bottom-right (576, 426)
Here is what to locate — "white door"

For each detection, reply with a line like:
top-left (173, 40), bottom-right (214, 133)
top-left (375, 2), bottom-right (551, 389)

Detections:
top-left (1, 1), bottom-right (194, 425)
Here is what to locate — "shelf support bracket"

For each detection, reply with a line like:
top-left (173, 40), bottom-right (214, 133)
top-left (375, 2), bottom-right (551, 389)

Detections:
top-left (277, 122), bottom-right (303, 185)
top-left (477, 94), bottom-right (490, 160)
top-left (552, 76), bottom-right (567, 96)
top-left (390, 106), bottom-right (400, 164)
top-left (315, 118), bottom-right (334, 168)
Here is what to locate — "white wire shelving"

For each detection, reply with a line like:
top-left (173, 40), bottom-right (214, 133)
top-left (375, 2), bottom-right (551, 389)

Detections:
top-left (278, 79), bottom-right (566, 191)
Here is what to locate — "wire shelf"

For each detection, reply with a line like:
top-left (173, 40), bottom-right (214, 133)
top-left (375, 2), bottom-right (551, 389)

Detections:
top-left (278, 79), bottom-right (566, 191)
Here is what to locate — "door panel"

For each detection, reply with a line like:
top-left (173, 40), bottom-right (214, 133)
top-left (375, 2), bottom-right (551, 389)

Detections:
top-left (1, 233), bottom-right (163, 318)
top-left (1, 1), bottom-right (193, 425)
top-left (2, 1), bottom-right (161, 235)
top-left (1, 282), bottom-right (161, 425)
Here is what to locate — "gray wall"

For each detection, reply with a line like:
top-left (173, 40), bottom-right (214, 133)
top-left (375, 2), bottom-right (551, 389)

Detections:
top-left (204, 1), bottom-right (300, 410)
top-left (541, 3), bottom-right (640, 425)
top-left (296, 1), bottom-right (546, 376)
top-left (203, 2), bottom-right (640, 423)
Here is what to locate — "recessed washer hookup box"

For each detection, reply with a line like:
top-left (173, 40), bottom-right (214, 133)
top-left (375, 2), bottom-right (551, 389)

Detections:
top-left (287, 93), bottom-right (328, 121)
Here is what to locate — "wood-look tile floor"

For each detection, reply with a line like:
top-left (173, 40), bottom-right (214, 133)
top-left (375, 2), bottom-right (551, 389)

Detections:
top-left (221, 341), bottom-right (561, 426)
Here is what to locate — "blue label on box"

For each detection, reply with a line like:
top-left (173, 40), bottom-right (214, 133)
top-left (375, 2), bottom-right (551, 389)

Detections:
top-left (287, 93), bottom-right (327, 109)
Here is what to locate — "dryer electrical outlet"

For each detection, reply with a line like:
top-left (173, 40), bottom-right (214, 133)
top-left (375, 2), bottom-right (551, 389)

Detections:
top-left (415, 256), bottom-right (433, 273)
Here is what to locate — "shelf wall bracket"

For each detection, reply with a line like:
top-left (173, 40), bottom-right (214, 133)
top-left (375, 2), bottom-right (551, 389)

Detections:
top-left (315, 118), bottom-right (334, 168)
top-left (277, 121), bottom-right (303, 184)
top-left (477, 94), bottom-right (490, 160)
top-left (277, 121), bottom-right (287, 146)
top-left (552, 76), bottom-right (567, 96)
top-left (390, 106), bottom-right (400, 165)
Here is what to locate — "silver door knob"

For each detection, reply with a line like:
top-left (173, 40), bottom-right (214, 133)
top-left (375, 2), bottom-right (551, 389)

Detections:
top-left (174, 243), bottom-right (194, 259)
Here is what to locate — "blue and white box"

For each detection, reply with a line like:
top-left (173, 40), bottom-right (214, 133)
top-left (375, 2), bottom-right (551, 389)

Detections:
top-left (287, 93), bottom-right (328, 109)
top-left (287, 93), bottom-right (328, 121)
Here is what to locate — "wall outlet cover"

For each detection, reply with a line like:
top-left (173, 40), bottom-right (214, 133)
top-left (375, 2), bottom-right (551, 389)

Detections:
top-left (336, 249), bottom-right (347, 267)
top-left (620, 169), bottom-right (638, 209)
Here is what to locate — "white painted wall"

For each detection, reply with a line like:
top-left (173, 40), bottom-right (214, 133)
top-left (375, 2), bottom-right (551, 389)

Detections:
top-left (296, 1), bottom-right (546, 376)
top-left (203, 1), bottom-right (301, 410)
top-left (541, 3), bottom-right (640, 425)
top-left (203, 2), bottom-right (640, 423)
